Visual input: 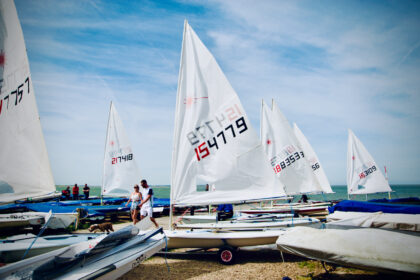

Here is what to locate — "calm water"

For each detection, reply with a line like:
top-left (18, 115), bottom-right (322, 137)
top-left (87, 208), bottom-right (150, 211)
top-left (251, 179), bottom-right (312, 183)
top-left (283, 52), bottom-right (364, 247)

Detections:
top-left (57, 185), bottom-right (420, 201)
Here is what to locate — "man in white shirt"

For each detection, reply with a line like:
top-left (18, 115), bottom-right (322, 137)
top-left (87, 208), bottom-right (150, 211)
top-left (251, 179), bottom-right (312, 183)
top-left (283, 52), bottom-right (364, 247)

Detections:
top-left (139, 179), bottom-right (159, 227)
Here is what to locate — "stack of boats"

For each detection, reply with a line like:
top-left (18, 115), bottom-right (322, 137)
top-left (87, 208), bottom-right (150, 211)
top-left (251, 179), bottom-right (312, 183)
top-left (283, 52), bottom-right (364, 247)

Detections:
top-left (1, 0), bottom-right (419, 277)
top-left (277, 130), bottom-right (420, 274)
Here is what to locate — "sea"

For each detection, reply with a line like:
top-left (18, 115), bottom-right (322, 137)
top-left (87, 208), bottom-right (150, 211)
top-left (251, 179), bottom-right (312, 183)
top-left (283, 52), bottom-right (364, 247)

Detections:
top-left (57, 184), bottom-right (420, 201)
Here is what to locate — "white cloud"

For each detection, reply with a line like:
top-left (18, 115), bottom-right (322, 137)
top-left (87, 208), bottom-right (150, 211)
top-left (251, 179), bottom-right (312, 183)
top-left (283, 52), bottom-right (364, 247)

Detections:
top-left (13, 0), bottom-right (420, 185)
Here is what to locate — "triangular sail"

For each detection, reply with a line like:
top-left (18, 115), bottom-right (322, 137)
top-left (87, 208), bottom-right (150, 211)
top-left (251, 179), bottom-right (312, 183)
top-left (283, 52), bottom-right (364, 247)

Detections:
top-left (293, 123), bottom-right (333, 193)
top-left (170, 21), bottom-right (285, 206)
top-left (0, 0), bottom-right (55, 203)
top-left (261, 100), bottom-right (322, 195)
top-left (102, 102), bottom-right (140, 196)
top-left (347, 129), bottom-right (392, 195)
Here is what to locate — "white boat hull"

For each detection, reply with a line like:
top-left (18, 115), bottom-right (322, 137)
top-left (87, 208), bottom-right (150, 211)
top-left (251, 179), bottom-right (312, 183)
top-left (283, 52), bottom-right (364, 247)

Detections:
top-left (0, 228), bottom-right (165, 279)
top-left (180, 215), bottom-right (216, 224)
top-left (0, 233), bottom-right (99, 263)
top-left (175, 217), bottom-right (320, 230)
top-left (276, 227), bottom-right (420, 274)
top-left (0, 214), bottom-right (44, 229)
top-left (166, 229), bottom-right (285, 249)
top-left (0, 212), bottom-right (77, 230)
top-left (57, 236), bottom-right (165, 280)
top-left (326, 211), bottom-right (420, 232)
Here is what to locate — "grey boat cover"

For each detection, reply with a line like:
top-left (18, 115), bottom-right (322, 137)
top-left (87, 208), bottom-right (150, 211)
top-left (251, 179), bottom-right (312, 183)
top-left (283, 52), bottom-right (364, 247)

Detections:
top-left (327, 211), bottom-right (420, 232)
top-left (276, 227), bottom-right (420, 274)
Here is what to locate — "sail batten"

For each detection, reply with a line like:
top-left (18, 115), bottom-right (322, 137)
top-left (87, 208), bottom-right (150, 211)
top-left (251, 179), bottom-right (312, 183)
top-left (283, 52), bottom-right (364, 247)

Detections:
top-left (347, 129), bottom-right (392, 195)
top-left (102, 102), bottom-right (140, 196)
top-left (0, 0), bottom-right (55, 203)
top-left (170, 21), bottom-right (285, 206)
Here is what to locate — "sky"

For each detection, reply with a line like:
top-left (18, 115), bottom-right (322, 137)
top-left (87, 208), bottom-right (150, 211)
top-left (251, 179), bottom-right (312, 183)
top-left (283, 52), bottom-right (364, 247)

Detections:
top-left (14, 0), bottom-right (420, 186)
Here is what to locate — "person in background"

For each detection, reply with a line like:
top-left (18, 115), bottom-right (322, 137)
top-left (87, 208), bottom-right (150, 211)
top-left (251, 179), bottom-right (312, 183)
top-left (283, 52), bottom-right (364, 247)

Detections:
top-left (61, 186), bottom-right (71, 200)
top-left (83, 184), bottom-right (90, 200)
top-left (125, 185), bottom-right (142, 225)
top-left (300, 194), bottom-right (309, 203)
top-left (139, 179), bottom-right (159, 228)
top-left (205, 184), bottom-right (210, 212)
top-left (214, 204), bottom-right (233, 221)
top-left (72, 184), bottom-right (79, 200)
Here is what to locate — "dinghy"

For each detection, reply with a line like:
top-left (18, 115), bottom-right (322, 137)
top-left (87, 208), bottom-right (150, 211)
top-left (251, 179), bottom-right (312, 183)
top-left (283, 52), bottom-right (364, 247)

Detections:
top-left (0, 0), bottom-right (57, 204)
top-left (237, 101), bottom-right (331, 217)
top-left (102, 102), bottom-right (140, 197)
top-left (292, 123), bottom-right (333, 194)
top-left (276, 227), bottom-right (420, 274)
top-left (0, 211), bottom-right (77, 230)
top-left (0, 218), bottom-right (166, 279)
top-left (347, 129), bottom-right (392, 197)
top-left (180, 213), bottom-right (294, 224)
top-left (260, 99), bottom-right (323, 195)
top-left (0, 213), bottom-right (44, 231)
top-left (0, 0), bottom-right (77, 231)
top-left (0, 233), bottom-right (99, 263)
top-left (175, 217), bottom-right (319, 230)
top-left (167, 229), bottom-right (284, 249)
top-left (165, 20), bottom-right (296, 264)
top-left (326, 211), bottom-right (420, 232)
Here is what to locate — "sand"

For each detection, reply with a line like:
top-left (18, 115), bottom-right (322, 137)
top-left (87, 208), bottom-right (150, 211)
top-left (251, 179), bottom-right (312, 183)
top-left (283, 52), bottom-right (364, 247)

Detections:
top-left (72, 215), bottom-right (407, 280)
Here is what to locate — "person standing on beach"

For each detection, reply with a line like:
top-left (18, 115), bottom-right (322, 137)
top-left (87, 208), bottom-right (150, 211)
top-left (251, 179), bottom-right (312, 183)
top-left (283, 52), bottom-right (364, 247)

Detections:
top-left (125, 185), bottom-right (142, 225)
top-left (139, 179), bottom-right (159, 228)
top-left (83, 184), bottom-right (90, 200)
top-left (72, 184), bottom-right (79, 200)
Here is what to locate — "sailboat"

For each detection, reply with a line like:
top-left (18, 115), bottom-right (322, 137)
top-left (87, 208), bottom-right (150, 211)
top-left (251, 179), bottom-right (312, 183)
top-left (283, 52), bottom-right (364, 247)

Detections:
top-left (0, 0), bottom-right (56, 204)
top-left (166, 20), bottom-right (290, 263)
top-left (239, 100), bottom-right (330, 217)
top-left (0, 217), bottom-right (166, 279)
top-left (0, 0), bottom-right (77, 231)
top-left (276, 226), bottom-right (420, 274)
top-left (325, 129), bottom-right (418, 227)
top-left (347, 129), bottom-right (392, 197)
top-left (260, 99), bottom-right (323, 195)
top-left (292, 123), bottom-right (333, 194)
top-left (100, 101), bottom-right (167, 214)
top-left (102, 102), bottom-right (140, 197)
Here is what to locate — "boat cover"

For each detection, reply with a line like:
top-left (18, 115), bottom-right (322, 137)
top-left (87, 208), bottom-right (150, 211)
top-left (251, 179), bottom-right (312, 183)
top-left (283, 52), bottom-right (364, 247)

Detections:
top-left (369, 197), bottom-right (420, 205)
top-left (327, 211), bottom-right (420, 232)
top-left (276, 227), bottom-right (420, 274)
top-left (329, 200), bottom-right (420, 214)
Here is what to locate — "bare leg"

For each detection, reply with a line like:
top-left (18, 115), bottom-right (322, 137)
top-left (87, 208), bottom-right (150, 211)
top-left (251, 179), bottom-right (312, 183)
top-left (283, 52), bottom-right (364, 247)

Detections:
top-left (133, 209), bottom-right (139, 225)
top-left (150, 217), bottom-right (159, 228)
top-left (142, 214), bottom-right (159, 228)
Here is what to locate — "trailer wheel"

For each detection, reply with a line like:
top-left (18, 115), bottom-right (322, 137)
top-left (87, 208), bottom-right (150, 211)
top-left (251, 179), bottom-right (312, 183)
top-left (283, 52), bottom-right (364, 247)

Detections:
top-left (218, 246), bottom-right (236, 265)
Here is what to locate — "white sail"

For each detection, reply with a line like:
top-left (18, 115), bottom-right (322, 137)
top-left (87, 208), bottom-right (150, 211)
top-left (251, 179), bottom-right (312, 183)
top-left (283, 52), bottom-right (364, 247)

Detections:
top-left (293, 123), bottom-right (333, 193)
top-left (0, 0), bottom-right (55, 203)
top-left (170, 21), bottom-right (285, 206)
top-left (347, 129), bottom-right (392, 195)
top-left (102, 102), bottom-right (140, 196)
top-left (261, 100), bottom-right (322, 195)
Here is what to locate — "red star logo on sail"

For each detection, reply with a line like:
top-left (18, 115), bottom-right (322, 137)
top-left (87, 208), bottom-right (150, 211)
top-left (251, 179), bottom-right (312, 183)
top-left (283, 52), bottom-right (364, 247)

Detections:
top-left (184, 96), bottom-right (209, 108)
top-left (110, 141), bottom-right (114, 146)
top-left (352, 156), bottom-right (355, 160)
top-left (266, 139), bottom-right (271, 145)
top-left (0, 51), bottom-right (4, 66)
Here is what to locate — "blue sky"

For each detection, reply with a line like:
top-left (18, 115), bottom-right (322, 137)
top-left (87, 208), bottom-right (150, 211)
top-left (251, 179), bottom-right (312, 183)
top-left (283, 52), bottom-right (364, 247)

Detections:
top-left (14, 0), bottom-right (420, 185)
